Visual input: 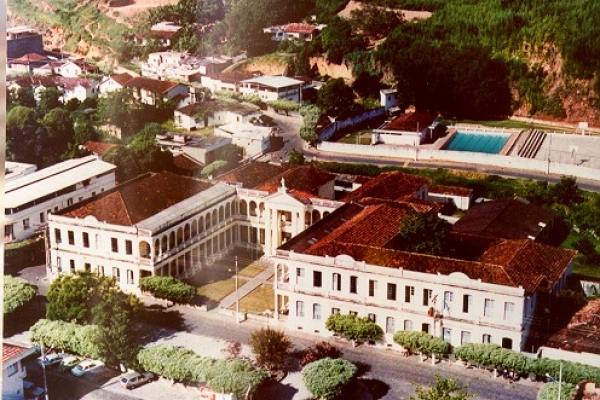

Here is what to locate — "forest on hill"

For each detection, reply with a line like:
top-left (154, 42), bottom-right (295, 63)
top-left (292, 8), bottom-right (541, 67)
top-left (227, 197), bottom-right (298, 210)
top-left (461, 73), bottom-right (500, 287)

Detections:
top-left (7, 0), bottom-right (600, 122)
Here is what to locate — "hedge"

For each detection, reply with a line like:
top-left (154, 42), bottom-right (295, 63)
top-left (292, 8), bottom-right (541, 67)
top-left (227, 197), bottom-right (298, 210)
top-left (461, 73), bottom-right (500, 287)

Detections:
top-left (302, 358), bottom-right (357, 400)
top-left (393, 331), bottom-right (450, 357)
top-left (325, 313), bottom-right (383, 344)
top-left (30, 319), bottom-right (101, 359)
top-left (139, 276), bottom-right (196, 303)
top-left (4, 276), bottom-right (37, 314)
top-left (137, 345), bottom-right (268, 398)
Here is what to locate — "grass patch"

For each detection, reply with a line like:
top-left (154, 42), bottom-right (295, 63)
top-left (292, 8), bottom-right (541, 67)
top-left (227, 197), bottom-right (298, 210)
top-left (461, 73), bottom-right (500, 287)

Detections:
top-left (187, 126), bottom-right (215, 136)
top-left (338, 130), bottom-right (372, 145)
top-left (230, 284), bottom-right (274, 315)
top-left (573, 263), bottom-right (600, 280)
top-left (444, 119), bottom-right (579, 134)
top-left (196, 277), bottom-right (248, 302)
top-left (238, 264), bottom-right (267, 279)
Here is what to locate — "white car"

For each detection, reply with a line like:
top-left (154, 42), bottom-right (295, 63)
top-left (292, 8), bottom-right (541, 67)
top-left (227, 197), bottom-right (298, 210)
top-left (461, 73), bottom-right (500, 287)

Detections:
top-left (37, 353), bottom-right (63, 368)
top-left (71, 360), bottom-right (104, 377)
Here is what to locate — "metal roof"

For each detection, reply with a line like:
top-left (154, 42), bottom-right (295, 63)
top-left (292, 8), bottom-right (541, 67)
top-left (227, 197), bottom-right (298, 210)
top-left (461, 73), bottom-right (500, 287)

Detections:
top-left (240, 75), bottom-right (303, 89)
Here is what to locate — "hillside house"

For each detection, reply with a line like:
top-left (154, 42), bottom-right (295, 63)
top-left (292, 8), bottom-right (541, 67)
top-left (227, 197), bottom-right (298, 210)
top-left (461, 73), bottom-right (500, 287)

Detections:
top-left (372, 110), bottom-right (439, 146)
top-left (215, 122), bottom-right (273, 157)
top-left (174, 101), bottom-right (261, 130)
top-left (263, 23), bottom-right (326, 41)
top-left (98, 73), bottom-right (133, 95)
top-left (239, 75), bottom-right (304, 102)
top-left (7, 26), bottom-right (44, 59)
top-left (156, 133), bottom-right (231, 165)
top-left (123, 76), bottom-right (190, 106)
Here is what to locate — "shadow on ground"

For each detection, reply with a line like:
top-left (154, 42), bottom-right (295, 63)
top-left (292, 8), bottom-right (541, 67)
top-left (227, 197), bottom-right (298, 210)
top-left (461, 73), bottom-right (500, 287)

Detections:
top-left (359, 378), bottom-right (390, 400)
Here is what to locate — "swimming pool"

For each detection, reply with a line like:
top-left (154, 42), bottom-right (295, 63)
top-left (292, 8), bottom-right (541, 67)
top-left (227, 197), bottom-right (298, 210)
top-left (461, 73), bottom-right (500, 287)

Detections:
top-left (445, 132), bottom-right (509, 154)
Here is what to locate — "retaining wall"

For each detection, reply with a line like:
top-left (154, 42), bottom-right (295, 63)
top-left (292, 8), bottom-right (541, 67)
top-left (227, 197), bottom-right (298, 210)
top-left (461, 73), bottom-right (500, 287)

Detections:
top-left (317, 142), bottom-right (600, 182)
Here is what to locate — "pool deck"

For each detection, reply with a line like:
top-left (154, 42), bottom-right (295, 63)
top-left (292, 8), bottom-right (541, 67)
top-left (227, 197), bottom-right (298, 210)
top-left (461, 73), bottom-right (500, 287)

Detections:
top-left (438, 127), bottom-right (521, 155)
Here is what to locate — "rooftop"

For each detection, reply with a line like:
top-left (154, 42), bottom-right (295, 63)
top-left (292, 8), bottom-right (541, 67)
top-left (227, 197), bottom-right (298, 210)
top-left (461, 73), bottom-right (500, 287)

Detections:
top-left (255, 166), bottom-right (336, 198)
top-left (377, 110), bottom-right (438, 132)
top-left (173, 153), bottom-right (203, 171)
top-left (125, 76), bottom-right (181, 94)
top-left (341, 171), bottom-right (429, 203)
top-left (240, 75), bottom-right (304, 89)
top-left (264, 23), bottom-right (324, 34)
top-left (83, 141), bottom-right (116, 156)
top-left (453, 197), bottom-right (554, 240)
top-left (218, 122), bottom-right (272, 139)
top-left (61, 172), bottom-right (216, 227)
top-left (218, 162), bottom-right (295, 189)
top-left (107, 72), bottom-right (133, 86)
top-left (5, 156), bottom-right (116, 209)
top-left (3, 342), bottom-right (34, 363)
top-left (176, 100), bottom-right (259, 117)
top-left (429, 184), bottom-right (473, 197)
top-left (546, 299), bottom-right (600, 355)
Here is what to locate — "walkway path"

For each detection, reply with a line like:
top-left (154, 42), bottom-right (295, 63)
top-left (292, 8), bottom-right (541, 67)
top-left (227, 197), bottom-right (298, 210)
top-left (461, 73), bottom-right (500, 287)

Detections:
top-left (218, 263), bottom-right (274, 311)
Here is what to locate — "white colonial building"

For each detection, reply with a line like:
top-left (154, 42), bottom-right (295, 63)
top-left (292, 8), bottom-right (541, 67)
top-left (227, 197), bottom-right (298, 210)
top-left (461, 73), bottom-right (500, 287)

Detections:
top-left (3, 342), bottom-right (37, 400)
top-left (4, 156), bottom-right (116, 243)
top-left (272, 199), bottom-right (575, 352)
top-left (174, 100), bottom-right (261, 131)
top-left (47, 172), bottom-right (238, 293)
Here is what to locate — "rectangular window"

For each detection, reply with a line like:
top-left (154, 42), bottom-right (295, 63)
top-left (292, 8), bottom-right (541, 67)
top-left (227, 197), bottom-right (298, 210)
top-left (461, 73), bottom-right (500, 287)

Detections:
top-left (387, 283), bottom-right (397, 301)
top-left (484, 299), bottom-right (494, 317)
top-left (444, 291), bottom-right (453, 312)
top-left (113, 267), bottom-right (120, 280)
top-left (67, 198), bottom-right (73, 206)
top-left (349, 311), bottom-right (358, 316)
top-left (331, 307), bottom-right (340, 315)
top-left (7, 363), bottom-right (18, 377)
top-left (421, 323), bottom-right (430, 334)
top-left (313, 303), bottom-right (322, 320)
top-left (386, 317), bottom-right (395, 334)
top-left (350, 276), bottom-right (357, 294)
top-left (442, 328), bottom-right (452, 342)
top-left (404, 320), bottom-right (413, 331)
top-left (296, 301), bottom-right (304, 317)
top-left (463, 294), bottom-right (472, 313)
top-left (296, 268), bottom-right (305, 284)
top-left (482, 334), bottom-right (492, 344)
top-left (40, 212), bottom-right (46, 223)
top-left (423, 289), bottom-right (432, 306)
top-left (405, 286), bottom-right (415, 303)
top-left (368, 280), bottom-right (376, 297)
top-left (97, 265), bottom-right (104, 276)
top-left (95, 234), bottom-right (102, 250)
top-left (23, 218), bottom-right (30, 230)
top-left (82, 232), bottom-right (89, 248)
top-left (313, 271), bottom-right (322, 287)
top-left (56, 257), bottom-right (62, 272)
top-left (84, 263), bottom-right (91, 272)
top-left (70, 259), bottom-right (75, 273)
top-left (68, 230), bottom-right (75, 245)
top-left (127, 269), bottom-right (134, 284)
top-left (332, 273), bottom-right (341, 291)
top-left (111, 237), bottom-right (118, 252)
top-left (461, 331), bottom-right (472, 345)
top-left (125, 240), bottom-right (133, 255)
top-left (55, 229), bottom-right (62, 243)
top-left (368, 313), bottom-right (376, 323)
top-left (504, 302), bottom-right (515, 320)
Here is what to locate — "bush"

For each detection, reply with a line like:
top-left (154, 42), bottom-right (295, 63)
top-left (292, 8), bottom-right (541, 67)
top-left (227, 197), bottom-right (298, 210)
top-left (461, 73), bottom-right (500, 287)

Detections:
top-left (4, 276), bottom-right (37, 314)
top-left (249, 328), bottom-right (292, 372)
top-left (30, 319), bottom-right (101, 359)
top-left (139, 276), bottom-right (196, 304)
top-left (301, 341), bottom-right (343, 366)
top-left (267, 99), bottom-right (301, 115)
top-left (537, 382), bottom-right (576, 400)
top-left (302, 358), bottom-right (357, 400)
top-left (393, 331), bottom-right (450, 357)
top-left (325, 313), bottom-right (384, 344)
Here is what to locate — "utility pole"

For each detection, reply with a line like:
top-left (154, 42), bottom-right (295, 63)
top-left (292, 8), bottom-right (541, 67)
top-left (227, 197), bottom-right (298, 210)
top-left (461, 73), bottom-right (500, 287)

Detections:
top-left (41, 342), bottom-right (50, 400)
top-left (235, 256), bottom-right (239, 324)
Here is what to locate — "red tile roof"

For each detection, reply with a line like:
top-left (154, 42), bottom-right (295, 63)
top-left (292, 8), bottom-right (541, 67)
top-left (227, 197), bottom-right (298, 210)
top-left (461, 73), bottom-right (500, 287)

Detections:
top-left (125, 76), bottom-right (181, 94)
top-left (218, 162), bottom-right (295, 189)
top-left (379, 111), bottom-right (437, 132)
top-left (255, 166), bottom-right (336, 196)
top-left (3, 343), bottom-right (32, 363)
top-left (10, 52), bottom-right (48, 64)
top-left (546, 299), bottom-right (600, 355)
top-left (341, 171), bottom-right (429, 203)
top-left (84, 141), bottom-right (116, 156)
top-left (173, 153), bottom-right (203, 171)
top-left (62, 172), bottom-right (214, 226)
top-left (12, 75), bottom-right (57, 88)
top-left (110, 72), bottom-right (133, 86)
top-left (453, 197), bottom-right (554, 240)
top-left (54, 76), bottom-right (96, 90)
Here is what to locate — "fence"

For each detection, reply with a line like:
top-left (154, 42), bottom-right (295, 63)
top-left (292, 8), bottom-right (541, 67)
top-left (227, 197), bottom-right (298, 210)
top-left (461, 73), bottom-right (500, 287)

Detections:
top-left (317, 141), bottom-right (600, 182)
top-left (319, 108), bottom-right (386, 141)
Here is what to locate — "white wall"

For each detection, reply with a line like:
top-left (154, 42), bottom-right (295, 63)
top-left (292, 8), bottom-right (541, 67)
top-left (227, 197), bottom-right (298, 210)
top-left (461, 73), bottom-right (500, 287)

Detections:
top-left (317, 142), bottom-right (600, 182)
top-left (2, 359), bottom-right (27, 399)
top-left (539, 347), bottom-right (600, 369)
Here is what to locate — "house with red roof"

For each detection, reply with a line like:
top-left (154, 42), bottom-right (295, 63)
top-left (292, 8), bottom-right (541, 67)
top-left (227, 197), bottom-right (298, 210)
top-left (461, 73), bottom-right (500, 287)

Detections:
top-left (123, 76), bottom-right (190, 106)
top-left (263, 23), bottom-right (326, 41)
top-left (98, 72), bottom-right (134, 95)
top-left (372, 109), bottom-right (439, 146)
top-left (272, 194), bottom-right (575, 352)
top-left (3, 342), bottom-right (37, 400)
top-left (7, 52), bottom-right (51, 74)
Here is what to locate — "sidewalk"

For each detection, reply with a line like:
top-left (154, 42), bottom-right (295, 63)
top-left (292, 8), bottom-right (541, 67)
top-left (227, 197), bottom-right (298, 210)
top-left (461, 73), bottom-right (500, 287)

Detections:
top-left (218, 266), bottom-right (274, 311)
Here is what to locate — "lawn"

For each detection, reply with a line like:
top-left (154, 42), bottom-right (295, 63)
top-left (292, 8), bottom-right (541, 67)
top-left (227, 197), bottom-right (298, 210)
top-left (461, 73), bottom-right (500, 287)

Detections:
top-left (196, 277), bottom-right (248, 302)
top-left (338, 130), bottom-right (372, 145)
top-left (229, 284), bottom-right (274, 315)
top-left (238, 263), bottom-right (267, 278)
top-left (573, 263), bottom-right (600, 280)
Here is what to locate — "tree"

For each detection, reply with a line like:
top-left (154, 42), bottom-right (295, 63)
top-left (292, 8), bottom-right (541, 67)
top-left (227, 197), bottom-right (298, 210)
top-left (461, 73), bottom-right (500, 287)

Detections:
top-left (395, 212), bottom-right (454, 256)
top-left (302, 358), bottom-right (358, 400)
top-left (350, 4), bottom-right (402, 40)
top-left (266, 99), bottom-right (300, 115)
top-left (317, 78), bottom-right (356, 117)
top-left (551, 176), bottom-right (583, 207)
top-left (325, 313), bottom-right (383, 346)
top-left (15, 86), bottom-right (36, 108)
top-left (321, 16), bottom-right (363, 64)
top-left (299, 105), bottom-right (321, 144)
top-left (46, 272), bottom-right (98, 324)
top-left (41, 108), bottom-right (76, 165)
top-left (249, 327), bottom-right (292, 372)
top-left (4, 276), bottom-right (37, 314)
top-left (289, 149), bottom-right (305, 165)
top-left (537, 382), bottom-right (576, 400)
top-left (409, 375), bottom-right (474, 400)
top-left (37, 87), bottom-right (62, 116)
top-left (97, 89), bottom-right (145, 137)
top-left (6, 105), bottom-right (40, 163)
top-left (301, 341), bottom-right (343, 367)
top-left (102, 145), bottom-right (141, 183)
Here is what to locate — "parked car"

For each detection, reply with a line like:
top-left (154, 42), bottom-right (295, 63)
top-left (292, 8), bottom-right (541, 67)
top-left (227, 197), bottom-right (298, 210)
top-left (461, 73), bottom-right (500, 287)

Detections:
top-left (119, 371), bottom-right (156, 389)
top-left (58, 355), bottom-right (81, 372)
top-left (71, 360), bottom-right (103, 377)
top-left (37, 353), bottom-right (63, 368)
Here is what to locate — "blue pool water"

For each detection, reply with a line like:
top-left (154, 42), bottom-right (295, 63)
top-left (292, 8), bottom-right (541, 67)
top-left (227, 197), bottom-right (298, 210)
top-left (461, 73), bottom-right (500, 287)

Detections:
top-left (445, 132), bottom-right (509, 154)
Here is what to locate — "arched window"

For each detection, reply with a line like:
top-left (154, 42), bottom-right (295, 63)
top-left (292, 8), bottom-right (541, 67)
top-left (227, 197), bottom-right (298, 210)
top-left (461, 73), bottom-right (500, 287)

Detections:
top-left (312, 210), bottom-right (321, 223)
top-left (205, 213), bottom-right (212, 229)
top-left (139, 241), bottom-right (151, 259)
top-left (191, 220), bottom-right (198, 237)
top-left (240, 200), bottom-right (247, 216)
top-left (161, 236), bottom-right (168, 253)
top-left (212, 209), bottom-right (218, 226)
top-left (184, 224), bottom-right (191, 241)
top-left (199, 216), bottom-right (204, 233)
top-left (219, 206), bottom-right (224, 222)
top-left (169, 232), bottom-right (176, 250)
top-left (177, 227), bottom-right (183, 245)
top-left (154, 239), bottom-right (160, 257)
top-left (249, 201), bottom-right (257, 216)
top-left (225, 203), bottom-right (231, 219)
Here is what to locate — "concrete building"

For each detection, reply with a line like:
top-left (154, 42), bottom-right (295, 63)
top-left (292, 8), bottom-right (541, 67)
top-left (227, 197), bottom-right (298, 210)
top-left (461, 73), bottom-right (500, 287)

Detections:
top-left (214, 122), bottom-right (273, 158)
top-left (98, 73), bottom-right (134, 95)
top-left (123, 77), bottom-right (190, 106)
top-left (239, 76), bottom-right (304, 102)
top-left (3, 342), bottom-right (37, 400)
top-left (7, 26), bottom-right (44, 59)
top-left (272, 199), bottom-right (575, 352)
top-left (428, 185), bottom-right (473, 211)
top-left (174, 101), bottom-right (261, 131)
top-left (47, 172), bottom-right (238, 293)
top-left (372, 110), bottom-right (439, 146)
top-left (5, 162), bottom-right (37, 182)
top-left (263, 23), bottom-right (326, 41)
top-left (156, 133), bottom-right (231, 165)
top-left (4, 156), bottom-right (116, 243)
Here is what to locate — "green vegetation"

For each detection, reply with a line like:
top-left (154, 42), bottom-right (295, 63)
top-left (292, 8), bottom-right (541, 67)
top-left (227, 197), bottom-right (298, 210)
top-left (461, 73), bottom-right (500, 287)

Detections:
top-left (139, 276), bottom-right (196, 304)
top-left (266, 99), bottom-right (301, 115)
top-left (301, 341), bottom-right (343, 367)
top-left (196, 277), bottom-right (248, 302)
top-left (299, 105), bottom-right (321, 144)
top-left (302, 358), bottom-right (358, 400)
top-left (537, 382), bottom-right (576, 400)
top-left (30, 319), bottom-right (101, 359)
top-left (249, 327), bottom-right (292, 372)
top-left (137, 345), bottom-right (268, 397)
top-left (325, 313), bottom-right (384, 345)
top-left (393, 331), bottom-right (450, 360)
top-left (410, 375), bottom-right (474, 400)
top-left (4, 276), bottom-right (37, 314)
top-left (395, 212), bottom-right (454, 257)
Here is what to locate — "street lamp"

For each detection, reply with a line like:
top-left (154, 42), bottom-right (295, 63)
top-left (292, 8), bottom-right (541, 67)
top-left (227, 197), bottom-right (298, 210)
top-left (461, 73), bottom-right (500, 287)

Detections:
top-left (40, 342), bottom-right (50, 400)
top-left (229, 256), bottom-right (239, 323)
